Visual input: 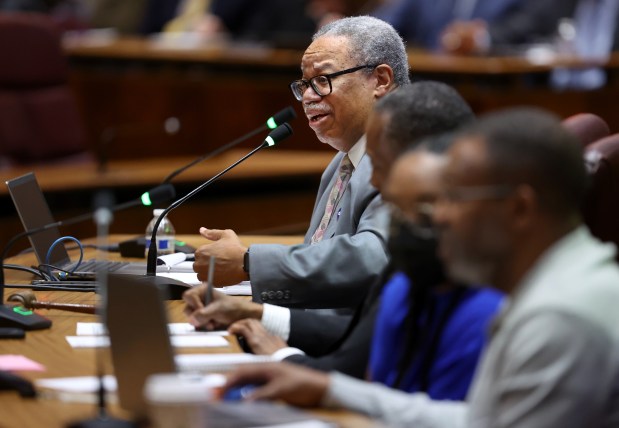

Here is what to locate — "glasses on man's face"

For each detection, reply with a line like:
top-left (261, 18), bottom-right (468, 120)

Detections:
top-left (289, 64), bottom-right (378, 101)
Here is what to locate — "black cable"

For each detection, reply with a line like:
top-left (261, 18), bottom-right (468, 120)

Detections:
top-left (5, 283), bottom-right (97, 292)
top-left (2, 264), bottom-right (49, 279)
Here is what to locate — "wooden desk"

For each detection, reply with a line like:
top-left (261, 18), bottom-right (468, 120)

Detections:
top-left (0, 235), bottom-right (377, 428)
top-left (63, 36), bottom-right (619, 166)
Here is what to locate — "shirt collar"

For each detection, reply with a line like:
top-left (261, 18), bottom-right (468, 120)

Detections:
top-left (345, 135), bottom-right (366, 170)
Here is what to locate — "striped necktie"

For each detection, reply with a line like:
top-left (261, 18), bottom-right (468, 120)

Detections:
top-left (311, 155), bottom-right (354, 244)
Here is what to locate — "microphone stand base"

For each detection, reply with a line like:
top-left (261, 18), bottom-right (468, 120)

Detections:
top-left (67, 416), bottom-right (139, 428)
top-left (0, 305), bottom-right (51, 330)
top-left (133, 275), bottom-right (191, 300)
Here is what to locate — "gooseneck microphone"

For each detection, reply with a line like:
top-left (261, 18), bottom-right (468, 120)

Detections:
top-left (146, 123), bottom-right (294, 278)
top-left (0, 183), bottom-right (176, 330)
top-left (161, 106), bottom-right (296, 184)
top-left (0, 183), bottom-right (175, 281)
top-left (13, 183), bottom-right (173, 246)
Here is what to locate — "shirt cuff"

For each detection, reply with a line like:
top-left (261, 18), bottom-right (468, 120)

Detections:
top-left (260, 303), bottom-right (291, 340)
top-left (271, 347), bottom-right (306, 361)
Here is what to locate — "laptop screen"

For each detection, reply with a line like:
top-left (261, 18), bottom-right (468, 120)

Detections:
top-left (106, 274), bottom-right (176, 416)
top-left (5, 172), bottom-right (71, 267)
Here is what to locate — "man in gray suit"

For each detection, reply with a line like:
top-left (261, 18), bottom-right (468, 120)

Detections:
top-left (192, 16), bottom-right (410, 309)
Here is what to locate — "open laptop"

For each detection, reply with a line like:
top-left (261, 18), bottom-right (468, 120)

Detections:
top-left (5, 172), bottom-right (154, 279)
top-left (106, 274), bottom-right (177, 416)
top-left (106, 274), bottom-right (275, 419)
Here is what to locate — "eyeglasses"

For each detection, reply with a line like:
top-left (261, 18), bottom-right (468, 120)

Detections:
top-left (289, 64), bottom-right (378, 101)
top-left (439, 185), bottom-right (515, 204)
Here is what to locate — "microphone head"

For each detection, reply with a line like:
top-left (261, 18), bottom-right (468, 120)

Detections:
top-left (93, 190), bottom-right (115, 226)
top-left (267, 107), bottom-right (297, 130)
top-left (141, 183), bottom-right (176, 206)
top-left (263, 123), bottom-right (293, 148)
top-left (92, 190), bottom-right (115, 211)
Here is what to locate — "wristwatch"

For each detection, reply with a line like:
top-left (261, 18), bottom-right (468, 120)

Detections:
top-left (243, 248), bottom-right (250, 278)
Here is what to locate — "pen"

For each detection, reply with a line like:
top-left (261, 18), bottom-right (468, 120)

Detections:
top-left (204, 255), bottom-right (215, 306)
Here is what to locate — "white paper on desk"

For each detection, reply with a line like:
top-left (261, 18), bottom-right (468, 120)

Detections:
top-left (76, 322), bottom-right (229, 337)
top-left (171, 335), bottom-right (228, 348)
top-left (66, 335), bottom-right (110, 348)
top-left (158, 271), bottom-right (201, 285)
top-left (67, 334), bottom-right (228, 348)
top-left (168, 261), bottom-right (195, 272)
top-left (157, 252), bottom-right (188, 268)
top-left (36, 375), bottom-right (117, 393)
top-left (169, 323), bottom-right (228, 336)
top-left (219, 281), bottom-right (252, 296)
top-left (155, 272), bottom-right (252, 296)
top-left (156, 253), bottom-right (195, 273)
top-left (175, 353), bottom-right (273, 372)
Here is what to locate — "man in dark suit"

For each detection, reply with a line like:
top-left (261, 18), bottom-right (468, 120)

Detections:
top-left (191, 16), bottom-right (410, 310)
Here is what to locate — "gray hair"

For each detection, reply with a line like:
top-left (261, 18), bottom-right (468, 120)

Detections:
top-left (313, 16), bottom-right (410, 87)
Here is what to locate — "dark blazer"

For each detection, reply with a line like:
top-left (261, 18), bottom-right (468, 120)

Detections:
top-left (283, 270), bottom-right (389, 379)
top-left (286, 300), bottom-right (379, 378)
top-left (249, 151), bottom-right (390, 310)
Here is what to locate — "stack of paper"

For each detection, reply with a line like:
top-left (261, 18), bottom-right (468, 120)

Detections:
top-left (67, 322), bottom-right (230, 349)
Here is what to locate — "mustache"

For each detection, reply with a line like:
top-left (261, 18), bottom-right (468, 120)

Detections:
top-left (304, 103), bottom-right (331, 116)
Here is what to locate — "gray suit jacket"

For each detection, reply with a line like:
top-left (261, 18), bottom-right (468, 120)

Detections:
top-left (249, 151), bottom-right (389, 309)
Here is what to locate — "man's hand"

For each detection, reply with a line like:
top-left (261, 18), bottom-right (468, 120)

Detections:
top-left (440, 19), bottom-right (490, 55)
top-left (225, 362), bottom-right (330, 407)
top-left (183, 285), bottom-right (263, 330)
top-left (228, 319), bottom-right (287, 355)
top-left (194, 227), bottom-right (248, 286)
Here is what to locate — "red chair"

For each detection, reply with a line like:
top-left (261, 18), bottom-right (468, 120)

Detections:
top-left (0, 13), bottom-right (91, 167)
top-left (582, 134), bottom-right (619, 260)
top-left (562, 113), bottom-right (610, 147)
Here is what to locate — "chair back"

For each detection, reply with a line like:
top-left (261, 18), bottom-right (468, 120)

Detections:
top-left (583, 134), bottom-right (619, 260)
top-left (0, 13), bottom-right (89, 164)
top-left (562, 113), bottom-right (610, 147)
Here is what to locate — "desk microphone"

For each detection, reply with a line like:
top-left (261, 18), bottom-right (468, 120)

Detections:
top-left (66, 191), bottom-right (137, 428)
top-left (0, 184), bottom-right (176, 330)
top-left (112, 106), bottom-right (296, 256)
top-left (161, 106), bottom-right (296, 183)
top-left (145, 123), bottom-right (294, 284)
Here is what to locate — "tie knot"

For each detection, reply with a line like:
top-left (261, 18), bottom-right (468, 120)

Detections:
top-left (339, 155), bottom-right (354, 176)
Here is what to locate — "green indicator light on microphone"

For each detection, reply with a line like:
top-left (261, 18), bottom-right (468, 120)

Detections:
top-left (13, 306), bottom-right (33, 316)
top-left (265, 136), bottom-right (275, 147)
top-left (266, 117), bottom-right (277, 130)
top-left (141, 192), bottom-right (152, 206)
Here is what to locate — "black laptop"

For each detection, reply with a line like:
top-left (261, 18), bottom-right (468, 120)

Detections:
top-left (5, 172), bottom-right (152, 279)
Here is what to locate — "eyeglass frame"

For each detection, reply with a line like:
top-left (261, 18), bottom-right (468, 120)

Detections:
top-left (387, 185), bottom-right (515, 238)
top-left (289, 64), bottom-right (379, 101)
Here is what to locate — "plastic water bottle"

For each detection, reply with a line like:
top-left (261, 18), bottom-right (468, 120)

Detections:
top-left (145, 209), bottom-right (176, 257)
